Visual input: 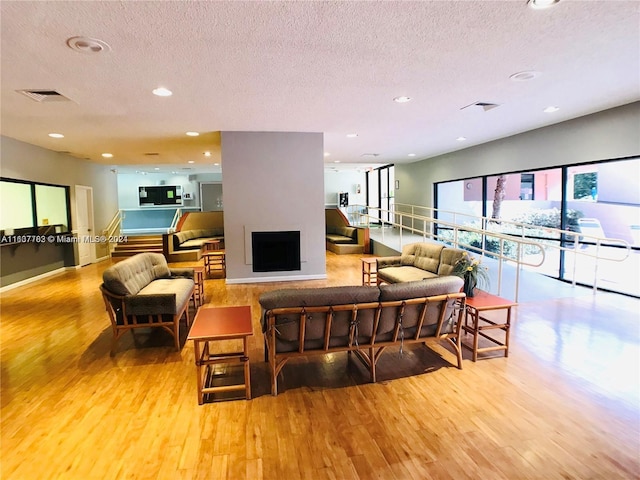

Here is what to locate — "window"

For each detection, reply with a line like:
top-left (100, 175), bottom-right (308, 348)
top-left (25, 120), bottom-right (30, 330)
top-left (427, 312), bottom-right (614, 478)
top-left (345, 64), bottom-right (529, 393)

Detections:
top-left (520, 174), bottom-right (535, 200)
top-left (0, 178), bottom-right (71, 236)
top-left (434, 157), bottom-right (640, 297)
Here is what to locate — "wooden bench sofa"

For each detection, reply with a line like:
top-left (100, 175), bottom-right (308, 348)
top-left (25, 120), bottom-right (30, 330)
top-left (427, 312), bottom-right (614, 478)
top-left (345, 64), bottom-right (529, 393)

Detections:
top-left (163, 211), bottom-right (225, 262)
top-left (325, 208), bottom-right (369, 254)
top-left (259, 275), bottom-right (465, 395)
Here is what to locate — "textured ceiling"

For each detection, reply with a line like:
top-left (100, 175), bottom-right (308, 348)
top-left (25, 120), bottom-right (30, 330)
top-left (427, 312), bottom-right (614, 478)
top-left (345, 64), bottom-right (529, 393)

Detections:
top-left (1, 0), bottom-right (639, 174)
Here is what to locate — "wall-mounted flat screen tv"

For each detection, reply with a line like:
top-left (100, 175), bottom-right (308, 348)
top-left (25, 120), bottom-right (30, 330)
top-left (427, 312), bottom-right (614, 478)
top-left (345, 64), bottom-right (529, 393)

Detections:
top-left (139, 185), bottom-right (182, 206)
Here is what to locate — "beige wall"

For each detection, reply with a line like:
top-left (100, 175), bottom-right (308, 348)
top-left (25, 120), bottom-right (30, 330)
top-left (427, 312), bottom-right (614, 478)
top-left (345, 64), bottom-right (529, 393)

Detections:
top-left (395, 102), bottom-right (640, 208)
top-left (220, 131), bottom-right (326, 283)
top-left (1, 136), bottom-right (119, 285)
top-left (179, 211), bottom-right (224, 231)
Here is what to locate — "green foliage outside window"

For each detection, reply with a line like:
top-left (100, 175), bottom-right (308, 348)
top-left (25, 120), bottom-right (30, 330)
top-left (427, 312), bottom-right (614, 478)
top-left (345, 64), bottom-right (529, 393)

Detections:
top-left (574, 172), bottom-right (597, 200)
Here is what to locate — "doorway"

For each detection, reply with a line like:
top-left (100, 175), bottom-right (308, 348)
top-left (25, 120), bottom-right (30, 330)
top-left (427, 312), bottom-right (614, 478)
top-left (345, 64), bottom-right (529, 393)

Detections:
top-left (75, 185), bottom-right (95, 266)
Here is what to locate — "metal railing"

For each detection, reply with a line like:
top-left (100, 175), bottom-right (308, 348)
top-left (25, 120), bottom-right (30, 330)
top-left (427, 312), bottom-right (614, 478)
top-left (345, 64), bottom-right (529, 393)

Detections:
top-left (169, 208), bottom-right (182, 233)
top-left (344, 203), bottom-right (632, 301)
top-left (102, 210), bottom-right (123, 253)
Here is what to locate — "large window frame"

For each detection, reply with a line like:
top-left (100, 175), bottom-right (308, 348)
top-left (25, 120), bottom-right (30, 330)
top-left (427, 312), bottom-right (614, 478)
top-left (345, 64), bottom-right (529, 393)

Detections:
top-left (1, 177), bottom-right (72, 239)
top-left (434, 156), bottom-right (639, 297)
top-left (366, 164), bottom-right (395, 224)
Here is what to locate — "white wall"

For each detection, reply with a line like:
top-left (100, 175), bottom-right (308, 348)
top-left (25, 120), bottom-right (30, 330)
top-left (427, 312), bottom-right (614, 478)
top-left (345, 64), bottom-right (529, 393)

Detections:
top-left (221, 131), bottom-right (326, 282)
top-left (116, 172), bottom-right (223, 210)
top-left (395, 102), bottom-right (640, 208)
top-left (324, 169), bottom-right (367, 206)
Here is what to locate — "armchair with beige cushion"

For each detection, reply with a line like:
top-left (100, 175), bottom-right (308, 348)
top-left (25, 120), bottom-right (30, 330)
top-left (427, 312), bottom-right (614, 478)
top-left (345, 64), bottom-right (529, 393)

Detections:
top-left (100, 252), bottom-right (195, 355)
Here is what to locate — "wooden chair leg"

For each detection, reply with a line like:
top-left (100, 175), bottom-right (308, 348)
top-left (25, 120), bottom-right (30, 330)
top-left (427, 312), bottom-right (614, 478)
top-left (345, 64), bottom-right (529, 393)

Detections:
top-left (173, 316), bottom-right (180, 351)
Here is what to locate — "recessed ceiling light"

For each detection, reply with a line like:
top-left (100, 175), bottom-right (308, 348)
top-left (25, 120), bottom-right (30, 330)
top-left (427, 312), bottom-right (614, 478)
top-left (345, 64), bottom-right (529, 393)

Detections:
top-left (456, 136), bottom-right (467, 141)
top-left (188, 160), bottom-right (195, 164)
top-left (324, 152), bottom-right (331, 157)
top-left (408, 153), bottom-right (416, 157)
top-left (66, 36), bottom-right (111, 54)
top-left (214, 163), bottom-right (220, 166)
top-left (543, 106), bottom-right (560, 113)
top-left (394, 96), bottom-right (411, 103)
top-left (154, 167), bottom-right (160, 171)
top-left (48, 133), bottom-right (64, 138)
top-left (528, 0), bottom-right (560, 9)
top-left (101, 153), bottom-right (113, 158)
top-left (186, 131), bottom-right (199, 137)
top-left (334, 160), bottom-right (341, 163)
top-left (510, 71), bottom-right (541, 82)
top-left (346, 133), bottom-right (358, 138)
top-left (203, 151), bottom-right (211, 157)
top-left (152, 87), bottom-right (172, 97)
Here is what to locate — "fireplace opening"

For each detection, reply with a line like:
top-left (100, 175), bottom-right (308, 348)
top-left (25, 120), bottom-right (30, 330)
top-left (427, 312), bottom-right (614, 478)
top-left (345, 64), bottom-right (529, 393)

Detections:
top-left (252, 231), bottom-right (301, 272)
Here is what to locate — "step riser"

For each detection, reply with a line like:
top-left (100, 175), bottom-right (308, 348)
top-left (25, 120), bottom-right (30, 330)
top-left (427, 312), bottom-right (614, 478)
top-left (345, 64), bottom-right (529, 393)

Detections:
top-left (111, 250), bottom-right (163, 258)
top-left (110, 234), bottom-right (164, 259)
top-left (113, 244), bottom-right (162, 251)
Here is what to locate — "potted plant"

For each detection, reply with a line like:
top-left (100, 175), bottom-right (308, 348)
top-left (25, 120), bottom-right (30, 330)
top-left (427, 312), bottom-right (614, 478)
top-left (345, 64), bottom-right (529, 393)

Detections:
top-left (452, 252), bottom-right (490, 297)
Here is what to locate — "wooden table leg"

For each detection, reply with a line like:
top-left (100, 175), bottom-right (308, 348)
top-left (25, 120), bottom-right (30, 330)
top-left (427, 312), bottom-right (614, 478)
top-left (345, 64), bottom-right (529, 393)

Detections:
top-left (504, 306), bottom-right (512, 357)
top-left (471, 309), bottom-right (480, 362)
top-left (194, 340), bottom-right (204, 405)
top-left (242, 336), bottom-right (251, 400)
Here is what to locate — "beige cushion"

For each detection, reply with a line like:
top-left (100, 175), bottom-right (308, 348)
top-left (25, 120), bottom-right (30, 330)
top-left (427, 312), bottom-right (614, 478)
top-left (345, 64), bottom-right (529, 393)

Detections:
top-left (377, 266), bottom-right (438, 284)
top-left (401, 243), bottom-right (443, 274)
top-left (103, 252), bottom-right (171, 295)
top-left (438, 248), bottom-right (466, 276)
top-left (378, 276), bottom-right (463, 302)
top-left (126, 278), bottom-right (194, 315)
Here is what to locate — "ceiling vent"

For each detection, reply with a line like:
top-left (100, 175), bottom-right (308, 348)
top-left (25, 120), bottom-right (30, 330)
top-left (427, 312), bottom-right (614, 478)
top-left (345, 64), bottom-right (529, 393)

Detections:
top-left (461, 102), bottom-right (501, 112)
top-left (144, 152), bottom-right (160, 156)
top-left (17, 89), bottom-right (71, 103)
top-left (360, 153), bottom-right (380, 158)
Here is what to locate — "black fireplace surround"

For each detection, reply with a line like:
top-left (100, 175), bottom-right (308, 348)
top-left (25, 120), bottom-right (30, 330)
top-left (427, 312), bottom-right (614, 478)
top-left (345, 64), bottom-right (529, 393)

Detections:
top-left (252, 231), bottom-right (301, 272)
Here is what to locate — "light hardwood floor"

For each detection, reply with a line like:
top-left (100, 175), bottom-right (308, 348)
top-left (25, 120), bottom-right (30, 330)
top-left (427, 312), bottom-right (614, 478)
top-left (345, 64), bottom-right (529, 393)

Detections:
top-left (1, 253), bottom-right (639, 479)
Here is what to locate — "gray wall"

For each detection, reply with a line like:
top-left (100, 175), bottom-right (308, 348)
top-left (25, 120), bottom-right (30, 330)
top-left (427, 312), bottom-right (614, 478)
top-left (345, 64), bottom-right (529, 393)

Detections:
top-left (1, 136), bottom-right (119, 286)
top-left (395, 102), bottom-right (640, 208)
top-left (221, 131), bottom-right (326, 282)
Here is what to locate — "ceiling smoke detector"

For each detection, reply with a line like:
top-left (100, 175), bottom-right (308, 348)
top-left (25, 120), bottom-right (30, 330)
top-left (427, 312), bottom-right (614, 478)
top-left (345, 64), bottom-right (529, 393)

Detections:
top-left (66, 36), bottom-right (111, 54)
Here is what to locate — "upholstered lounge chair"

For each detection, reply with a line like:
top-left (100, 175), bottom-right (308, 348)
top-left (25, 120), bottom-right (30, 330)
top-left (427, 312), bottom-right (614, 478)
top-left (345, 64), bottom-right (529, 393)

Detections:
top-left (100, 252), bottom-right (195, 355)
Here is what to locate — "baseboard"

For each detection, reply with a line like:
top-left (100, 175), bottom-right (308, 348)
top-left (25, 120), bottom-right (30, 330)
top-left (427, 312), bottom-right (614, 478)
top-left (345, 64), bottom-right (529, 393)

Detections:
top-left (0, 267), bottom-right (69, 292)
top-left (226, 274), bottom-right (327, 284)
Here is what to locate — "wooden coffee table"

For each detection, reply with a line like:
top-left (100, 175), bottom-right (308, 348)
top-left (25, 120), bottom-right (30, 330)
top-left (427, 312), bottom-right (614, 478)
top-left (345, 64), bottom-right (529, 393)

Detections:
top-left (187, 305), bottom-right (253, 404)
top-left (462, 290), bottom-right (517, 361)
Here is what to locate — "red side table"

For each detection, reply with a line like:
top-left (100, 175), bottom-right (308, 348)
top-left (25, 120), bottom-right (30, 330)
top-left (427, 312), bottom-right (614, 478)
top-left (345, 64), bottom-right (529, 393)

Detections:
top-left (462, 290), bottom-right (517, 361)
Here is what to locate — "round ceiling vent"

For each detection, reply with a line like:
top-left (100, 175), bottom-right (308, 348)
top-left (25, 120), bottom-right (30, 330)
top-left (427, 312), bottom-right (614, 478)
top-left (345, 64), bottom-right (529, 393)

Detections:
top-left (66, 36), bottom-right (111, 54)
